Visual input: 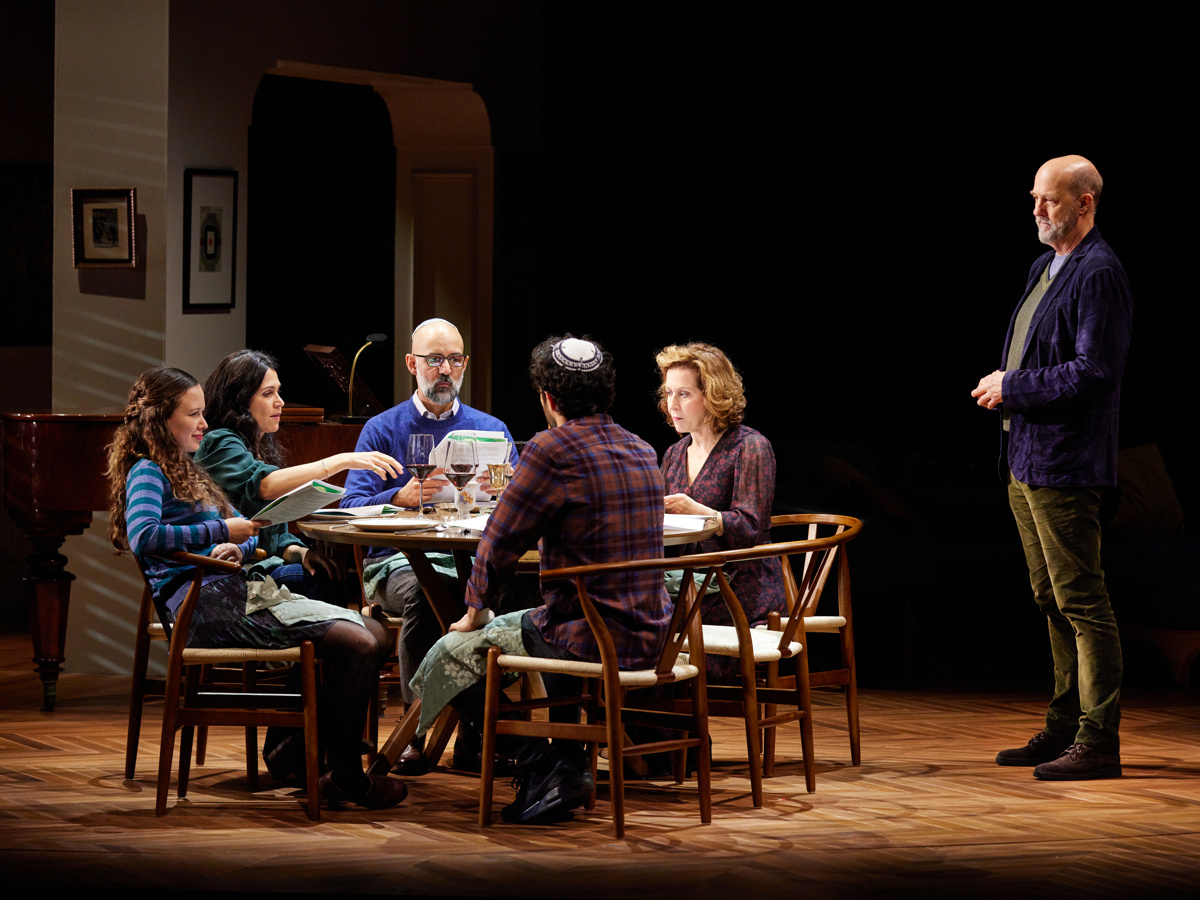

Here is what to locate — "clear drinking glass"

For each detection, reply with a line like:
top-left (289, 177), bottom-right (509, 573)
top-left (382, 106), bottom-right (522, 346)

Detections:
top-left (406, 433), bottom-right (435, 512)
top-left (443, 437), bottom-right (478, 521)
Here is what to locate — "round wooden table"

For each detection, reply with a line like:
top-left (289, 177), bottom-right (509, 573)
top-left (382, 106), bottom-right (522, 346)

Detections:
top-left (298, 514), bottom-right (718, 629)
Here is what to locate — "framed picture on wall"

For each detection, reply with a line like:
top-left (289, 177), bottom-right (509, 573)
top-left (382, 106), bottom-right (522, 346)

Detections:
top-left (71, 188), bottom-right (137, 268)
top-left (183, 169), bottom-right (238, 312)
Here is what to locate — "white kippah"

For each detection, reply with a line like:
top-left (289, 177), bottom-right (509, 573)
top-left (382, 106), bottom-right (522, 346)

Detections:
top-left (551, 338), bottom-right (602, 371)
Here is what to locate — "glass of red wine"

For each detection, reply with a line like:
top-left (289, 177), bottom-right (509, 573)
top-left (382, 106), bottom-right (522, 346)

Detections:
top-left (444, 437), bottom-right (478, 521)
top-left (406, 433), bottom-right (436, 512)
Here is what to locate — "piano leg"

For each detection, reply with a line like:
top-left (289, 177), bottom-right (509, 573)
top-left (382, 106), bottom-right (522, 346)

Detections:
top-left (24, 531), bottom-right (75, 711)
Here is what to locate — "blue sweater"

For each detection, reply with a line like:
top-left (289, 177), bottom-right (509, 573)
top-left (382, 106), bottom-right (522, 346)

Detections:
top-left (340, 397), bottom-right (513, 509)
top-left (126, 458), bottom-right (258, 600)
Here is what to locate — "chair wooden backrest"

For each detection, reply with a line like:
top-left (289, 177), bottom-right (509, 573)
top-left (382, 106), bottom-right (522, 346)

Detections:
top-left (538, 549), bottom-right (728, 680)
top-left (770, 514), bottom-right (861, 621)
top-left (714, 515), bottom-right (863, 656)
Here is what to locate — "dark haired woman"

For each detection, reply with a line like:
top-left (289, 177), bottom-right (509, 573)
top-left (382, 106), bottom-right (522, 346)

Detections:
top-left (107, 366), bottom-right (405, 809)
top-left (196, 349), bottom-right (401, 601)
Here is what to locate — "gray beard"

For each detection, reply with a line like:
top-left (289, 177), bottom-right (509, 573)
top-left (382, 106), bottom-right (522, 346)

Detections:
top-left (423, 379), bottom-right (459, 405)
top-left (1036, 209), bottom-right (1078, 247)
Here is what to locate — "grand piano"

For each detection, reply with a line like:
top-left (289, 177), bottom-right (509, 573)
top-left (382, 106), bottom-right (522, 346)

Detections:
top-left (1, 410), bottom-right (362, 709)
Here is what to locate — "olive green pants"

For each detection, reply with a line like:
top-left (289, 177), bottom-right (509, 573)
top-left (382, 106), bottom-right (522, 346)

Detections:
top-left (1008, 474), bottom-right (1122, 754)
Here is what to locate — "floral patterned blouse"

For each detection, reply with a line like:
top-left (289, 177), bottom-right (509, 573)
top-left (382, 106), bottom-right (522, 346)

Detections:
top-left (661, 424), bottom-right (785, 679)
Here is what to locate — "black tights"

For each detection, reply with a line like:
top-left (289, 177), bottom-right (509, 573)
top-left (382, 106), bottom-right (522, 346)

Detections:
top-left (313, 616), bottom-right (391, 788)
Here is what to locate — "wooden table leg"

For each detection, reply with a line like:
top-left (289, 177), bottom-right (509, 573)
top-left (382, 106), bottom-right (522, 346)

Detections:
top-left (368, 547), bottom-right (475, 774)
top-left (369, 699), bottom-right (423, 775)
top-left (367, 700), bottom-right (460, 776)
top-left (401, 549), bottom-right (465, 632)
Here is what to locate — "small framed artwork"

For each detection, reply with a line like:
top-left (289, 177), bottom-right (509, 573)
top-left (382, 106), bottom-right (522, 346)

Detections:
top-left (71, 188), bottom-right (137, 268)
top-left (183, 169), bottom-right (238, 312)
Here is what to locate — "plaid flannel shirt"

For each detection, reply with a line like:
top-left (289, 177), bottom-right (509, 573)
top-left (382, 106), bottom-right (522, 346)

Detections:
top-left (464, 414), bottom-right (671, 668)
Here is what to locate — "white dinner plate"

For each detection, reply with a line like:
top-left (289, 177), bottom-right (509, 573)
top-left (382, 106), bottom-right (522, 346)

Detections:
top-left (351, 517), bottom-right (438, 531)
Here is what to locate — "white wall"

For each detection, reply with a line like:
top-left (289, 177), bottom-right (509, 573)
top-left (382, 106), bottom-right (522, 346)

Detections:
top-left (53, 0), bottom-right (256, 674)
top-left (53, 0), bottom-right (170, 411)
top-left (164, 1), bottom-right (261, 377)
top-left (54, 0), bottom-right (172, 674)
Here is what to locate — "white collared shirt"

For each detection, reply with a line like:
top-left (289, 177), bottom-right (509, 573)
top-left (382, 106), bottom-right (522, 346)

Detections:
top-left (412, 391), bottom-right (460, 421)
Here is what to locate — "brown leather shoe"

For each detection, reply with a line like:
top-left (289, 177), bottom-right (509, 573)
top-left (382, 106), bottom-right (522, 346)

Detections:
top-left (1033, 743), bottom-right (1122, 780)
top-left (390, 739), bottom-right (431, 777)
top-left (995, 731), bottom-right (1074, 766)
top-left (320, 772), bottom-right (409, 809)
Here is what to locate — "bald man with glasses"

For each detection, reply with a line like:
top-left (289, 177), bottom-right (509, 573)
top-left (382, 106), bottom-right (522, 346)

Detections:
top-left (342, 318), bottom-right (521, 775)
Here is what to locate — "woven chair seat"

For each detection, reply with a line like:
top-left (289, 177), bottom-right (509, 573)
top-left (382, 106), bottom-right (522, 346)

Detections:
top-left (685, 625), bottom-right (801, 662)
top-left (494, 652), bottom-right (699, 686)
top-left (180, 646), bottom-right (305, 665)
top-left (757, 615), bottom-right (847, 633)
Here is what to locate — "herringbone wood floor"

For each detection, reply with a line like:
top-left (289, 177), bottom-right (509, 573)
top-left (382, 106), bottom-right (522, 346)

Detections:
top-left (2, 626), bottom-right (1199, 899)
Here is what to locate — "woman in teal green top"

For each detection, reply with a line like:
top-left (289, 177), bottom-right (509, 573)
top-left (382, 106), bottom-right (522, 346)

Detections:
top-left (196, 349), bottom-right (402, 602)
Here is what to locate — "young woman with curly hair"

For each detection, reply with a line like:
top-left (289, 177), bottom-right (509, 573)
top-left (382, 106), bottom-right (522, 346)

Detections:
top-left (107, 366), bottom-right (406, 810)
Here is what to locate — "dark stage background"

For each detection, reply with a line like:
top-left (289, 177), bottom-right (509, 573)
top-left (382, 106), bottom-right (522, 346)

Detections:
top-left (495, 15), bottom-right (1192, 689)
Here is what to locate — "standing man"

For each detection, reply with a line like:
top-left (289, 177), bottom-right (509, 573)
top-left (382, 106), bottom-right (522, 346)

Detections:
top-left (973, 155), bottom-right (1133, 781)
top-left (411, 335), bottom-right (673, 823)
top-left (342, 317), bottom-right (516, 772)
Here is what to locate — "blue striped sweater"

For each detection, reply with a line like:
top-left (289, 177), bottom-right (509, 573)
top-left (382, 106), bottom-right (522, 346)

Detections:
top-left (126, 459), bottom-right (257, 599)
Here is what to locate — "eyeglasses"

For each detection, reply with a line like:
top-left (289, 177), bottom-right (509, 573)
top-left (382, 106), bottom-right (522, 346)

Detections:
top-left (413, 353), bottom-right (467, 368)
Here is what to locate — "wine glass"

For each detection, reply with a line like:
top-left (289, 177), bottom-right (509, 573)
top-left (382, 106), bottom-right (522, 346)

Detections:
top-left (406, 433), bottom-right (435, 512)
top-left (444, 437), bottom-right (478, 521)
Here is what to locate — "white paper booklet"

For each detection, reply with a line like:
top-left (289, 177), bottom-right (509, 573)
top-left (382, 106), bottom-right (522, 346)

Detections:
top-left (252, 480), bottom-right (344, 525)
top-left (663, 513), bottom-right (713, 533)
top-left (426, 430), bottom-right (510, 502)
top-left (431, 431), bottom-right (510, 467)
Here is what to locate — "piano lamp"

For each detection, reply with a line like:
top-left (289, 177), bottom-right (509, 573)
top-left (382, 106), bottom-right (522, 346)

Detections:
top-left (349, 332), bottom-right (387, 419)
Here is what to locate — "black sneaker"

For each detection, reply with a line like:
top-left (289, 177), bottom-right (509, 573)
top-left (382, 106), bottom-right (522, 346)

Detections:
top-left (995, 731), bottom-right (1074, 766)
top-left (501, 749), bottom-right (594, 825)
top-left (264, 731), bottom-right (306, 782)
